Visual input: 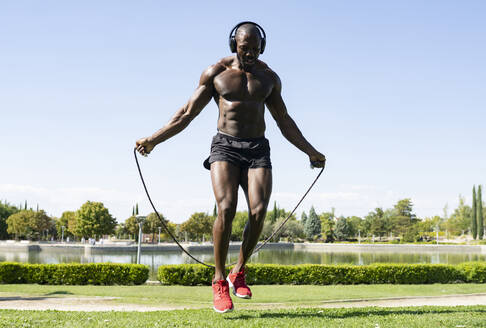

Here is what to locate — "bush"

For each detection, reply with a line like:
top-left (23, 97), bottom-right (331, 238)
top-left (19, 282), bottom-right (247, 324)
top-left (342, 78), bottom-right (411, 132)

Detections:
top-left (157, 262), bottom-right (486, 286)
top-left (158, 264), bottom-right (214, 286)
top-left (459, 262), bottom-right (486, 283)
top-left (0, 262), bottom-right (25, 284)
top-left (0, 262), bottom-right (149, 285)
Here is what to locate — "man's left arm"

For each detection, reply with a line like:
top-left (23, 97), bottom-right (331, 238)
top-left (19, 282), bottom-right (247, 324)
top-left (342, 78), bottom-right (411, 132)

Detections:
top-left (265, 73), bottom-right (326, 167)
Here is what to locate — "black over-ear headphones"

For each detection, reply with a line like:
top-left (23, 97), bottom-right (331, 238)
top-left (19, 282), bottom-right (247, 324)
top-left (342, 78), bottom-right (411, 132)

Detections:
top-left (228, 21), bottom-right (266, 54)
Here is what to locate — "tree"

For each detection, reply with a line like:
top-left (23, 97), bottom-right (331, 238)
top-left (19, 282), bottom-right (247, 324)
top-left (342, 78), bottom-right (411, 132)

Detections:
top-left (27, 210), bottom-right (52, 240)
top-left (446, 195), bottom-right (472, 236)
top-left (272, 201), bottom-right (278, 223)
top-left (334, 217), bottom-right (353, 241)
top-left (273, 217), bottom-right (304, 241)
top-left (261, 220), bottom-right (275, 241)
top-left (125, 215), bottom-right (139, 240)
top-left (135, 203), bottom-right (139, 215)
top-left (266, 202), bottom-right (286, 224)
top-left (319, 211), bottom-right (334, 223)
top-left (320, 211), bottom-right (335, 242)
top-left (402, 224), bottom-right (421, 243)
top-left (365, 208), bottom-right (383, 237)
top-left (0, 201), bottom-right (19, 239)
top-left (143, 212), bottom-right (167, 243)
top-left (346, 216), bottom-right (363, 237)
top-left (56, 211), bottom-right (76, 239)
top-left (472, 186), bottom-right (478, 239)
top-left (418, 215), bottom-right (442, 240)
top-left (390, 199), bottom-right (417, 237)
top-left (6, 209), bottom-right (51, 240)
top-left (394, 198), bottom-right (416, 218)
top-left (6, 211), bottom-right (31, 239)
top-left (478, 185), bottom-right (484, 240)
top-left (304, 206), bottom-right (321, 240)
top-left (160, 221), bottom-right (177, 242)
top-left (115, 223), bottom-right (129, 239)
top-left (179, 212), bottom-right (215, 241)
top-left (230, 211), bottom-right (248, 241)
top-left (301, 211), bottom-right (308, 227)
top-left (74, 201), bottom-right (117, 239)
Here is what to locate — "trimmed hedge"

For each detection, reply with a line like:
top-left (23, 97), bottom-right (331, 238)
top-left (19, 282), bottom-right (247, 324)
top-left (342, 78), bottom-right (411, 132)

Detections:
top-left (158, 262), bottom-right (486, 286)
top-left (0, 262), bottom-right (149, 285)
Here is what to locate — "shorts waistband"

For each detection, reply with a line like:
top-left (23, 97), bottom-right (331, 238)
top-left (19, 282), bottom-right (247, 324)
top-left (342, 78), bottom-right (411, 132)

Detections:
top-left (216, 131), bottom-right (266, 142)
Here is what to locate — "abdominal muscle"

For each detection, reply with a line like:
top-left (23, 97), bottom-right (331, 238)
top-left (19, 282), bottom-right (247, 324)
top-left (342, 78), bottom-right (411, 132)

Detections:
top-left (216, 99), bottom-right (266, 138)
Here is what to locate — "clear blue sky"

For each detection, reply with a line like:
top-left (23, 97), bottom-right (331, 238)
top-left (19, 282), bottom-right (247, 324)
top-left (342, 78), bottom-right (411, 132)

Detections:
top-left (1, 1), bottom-right (485, 223)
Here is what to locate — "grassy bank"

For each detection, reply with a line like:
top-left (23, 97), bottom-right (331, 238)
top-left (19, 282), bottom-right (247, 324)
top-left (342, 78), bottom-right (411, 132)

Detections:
top-left (0, 306), bottom-right (485, 327)
top-left (2, 283), bottom-right (486, 307)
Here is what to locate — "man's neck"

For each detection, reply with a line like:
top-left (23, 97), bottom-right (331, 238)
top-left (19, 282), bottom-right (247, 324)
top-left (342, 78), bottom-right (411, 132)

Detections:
top-left (234, 56), bottom-right (254, 72)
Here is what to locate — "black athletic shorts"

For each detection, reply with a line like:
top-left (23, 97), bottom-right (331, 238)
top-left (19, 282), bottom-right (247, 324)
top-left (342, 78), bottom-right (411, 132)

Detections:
top-left (203, 132), bottom-right (272, 170)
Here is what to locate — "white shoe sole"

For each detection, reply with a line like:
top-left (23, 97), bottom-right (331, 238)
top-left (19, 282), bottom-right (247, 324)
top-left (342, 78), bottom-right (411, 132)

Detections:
top-left (213, 306), bottom-right (233, 313)
top-left (226, 276), bottom-right (252, 299)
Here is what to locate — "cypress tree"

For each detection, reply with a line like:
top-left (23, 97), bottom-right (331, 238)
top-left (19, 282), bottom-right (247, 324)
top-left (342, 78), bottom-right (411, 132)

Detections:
top-left (478, 185), bottom-right (484, 240)
top-left (213, 203), bottom-right (217, 217)
top-left (301, 211), bottom-right (308, 226)
top-left (24, 200), bottom-right (27, 210)
top-left (304, 206), bottom-right (321, 240)
top-left (472, 186), bottom-right (477, 239)
top-left (272, 201), bottom-right (278, 223)
top-left (471, 186), bottom-right (478, 239)
top-left (132, 206), bottom-right (135, 216)
top-left (135, 203), bottom-right (139, 215)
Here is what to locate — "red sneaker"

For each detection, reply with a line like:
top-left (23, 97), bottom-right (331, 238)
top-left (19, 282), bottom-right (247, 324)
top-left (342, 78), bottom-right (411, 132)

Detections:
top-left (212, 279), bottom-right (234, 313)
top-left (227, 267), bottom-right (252, 299)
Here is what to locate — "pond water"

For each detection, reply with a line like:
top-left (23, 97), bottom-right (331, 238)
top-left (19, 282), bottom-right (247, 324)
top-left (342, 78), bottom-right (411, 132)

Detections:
top-left (1, 247), bottom-right (485, 281)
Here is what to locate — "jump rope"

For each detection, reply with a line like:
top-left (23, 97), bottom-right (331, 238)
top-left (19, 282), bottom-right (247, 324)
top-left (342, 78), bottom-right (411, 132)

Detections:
top-left (134, 147), bottom-right (324, 269)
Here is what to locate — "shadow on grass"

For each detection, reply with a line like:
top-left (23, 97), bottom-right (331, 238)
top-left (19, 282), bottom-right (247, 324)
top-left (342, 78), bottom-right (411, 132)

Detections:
top-left (0, 296), bottom-right (48, 302)
top-left (322, 307), bottom-right (486, 319)
top-left (44, 291), bottom-right (74, 296)
top-left (225, 307), bottom-right (486, 320)
top-left (0, 290), bottom-right (74, 302)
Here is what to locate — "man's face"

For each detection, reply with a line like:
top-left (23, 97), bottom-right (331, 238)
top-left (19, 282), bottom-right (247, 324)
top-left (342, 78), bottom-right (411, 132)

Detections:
top-left (235, 33), bottom-right (261, 68)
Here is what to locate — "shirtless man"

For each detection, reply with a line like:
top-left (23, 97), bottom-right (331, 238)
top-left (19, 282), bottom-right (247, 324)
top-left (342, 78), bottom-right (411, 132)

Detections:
top-left (136, 22), bottom-right (325, 313)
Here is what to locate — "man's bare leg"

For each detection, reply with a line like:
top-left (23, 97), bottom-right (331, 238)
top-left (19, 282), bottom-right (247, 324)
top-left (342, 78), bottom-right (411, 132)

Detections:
top-left (211, 161), bottom-right (241, 281)
top-left (232, 167), bottom-right (272, 274)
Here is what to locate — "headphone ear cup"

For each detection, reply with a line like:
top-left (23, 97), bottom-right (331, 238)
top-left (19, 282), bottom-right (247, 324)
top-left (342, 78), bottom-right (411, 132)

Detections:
top-left (229, 36), bottom-right (237, 53)
top-left (260, 38), bottom-right (266, 54)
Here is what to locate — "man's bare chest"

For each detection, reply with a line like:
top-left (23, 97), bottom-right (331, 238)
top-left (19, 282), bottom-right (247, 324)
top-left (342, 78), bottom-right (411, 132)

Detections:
top-left (213, 69), bottom-right (273, 102)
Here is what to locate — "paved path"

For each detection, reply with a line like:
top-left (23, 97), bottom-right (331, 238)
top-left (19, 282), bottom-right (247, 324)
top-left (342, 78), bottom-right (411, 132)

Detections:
top-left (1, 294), bottom-right (486, 312)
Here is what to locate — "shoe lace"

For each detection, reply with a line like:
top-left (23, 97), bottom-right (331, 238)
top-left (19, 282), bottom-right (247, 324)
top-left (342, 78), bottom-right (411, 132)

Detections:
top-left (216, 283), bottom-right (223, 298)
top-left (215, 281), bottom-right (229, 299)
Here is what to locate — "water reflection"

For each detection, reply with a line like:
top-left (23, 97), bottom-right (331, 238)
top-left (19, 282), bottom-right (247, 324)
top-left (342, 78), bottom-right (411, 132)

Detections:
top-left (1, 248), bottom-right (485, 281)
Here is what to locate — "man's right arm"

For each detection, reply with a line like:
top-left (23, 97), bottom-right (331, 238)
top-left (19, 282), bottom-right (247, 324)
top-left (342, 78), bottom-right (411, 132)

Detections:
top-left (136, 64), bottom-right (223, 155)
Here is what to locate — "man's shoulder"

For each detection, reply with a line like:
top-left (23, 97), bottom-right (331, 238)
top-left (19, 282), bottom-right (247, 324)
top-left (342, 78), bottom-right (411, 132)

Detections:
top-left (218, 56), bottom-right (235, 68)
top-left (201, 57), bottom-right (233, 82)
top-left (256, 60), bottom-right (280, 83)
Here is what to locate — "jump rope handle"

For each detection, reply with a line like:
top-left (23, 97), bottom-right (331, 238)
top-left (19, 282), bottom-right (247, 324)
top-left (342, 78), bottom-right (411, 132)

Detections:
top-left (310, 161), bottom-right (325, 169)
top-left (134, 146), bottom-right (148, 157)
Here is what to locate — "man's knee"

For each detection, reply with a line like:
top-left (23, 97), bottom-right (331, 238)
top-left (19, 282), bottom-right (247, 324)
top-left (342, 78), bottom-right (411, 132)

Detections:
top-left (250, 204), bottom-right (267, 223)
top-left (217, 200), bottom-right (237, 220)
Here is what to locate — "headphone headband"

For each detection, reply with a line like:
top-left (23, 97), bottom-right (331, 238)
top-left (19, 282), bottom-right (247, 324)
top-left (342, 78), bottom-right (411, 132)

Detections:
top-left (228, 21), bottom-right (266, 54)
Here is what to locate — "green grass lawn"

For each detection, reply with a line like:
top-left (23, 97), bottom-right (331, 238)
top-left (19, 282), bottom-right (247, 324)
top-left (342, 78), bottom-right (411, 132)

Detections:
top-left (1, 283), bottom-right (486, 308)
top-left (0, 306), bottom-right (485, 327)
top-left (1, 284), bottom-right (486, 327)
